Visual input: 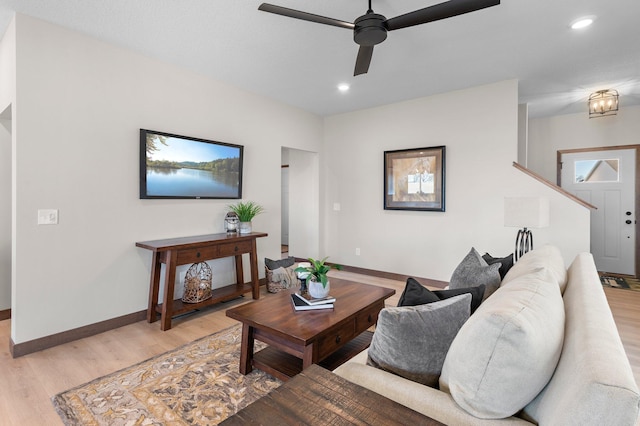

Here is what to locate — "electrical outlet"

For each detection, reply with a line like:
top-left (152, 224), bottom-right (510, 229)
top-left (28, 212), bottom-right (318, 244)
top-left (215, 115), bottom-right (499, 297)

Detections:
top-left (37, 209), bottom-right (58, 225)
top-left (355, 247), bottom-right (361, 256)
top-left (333, 203), bottom-right (341, 211)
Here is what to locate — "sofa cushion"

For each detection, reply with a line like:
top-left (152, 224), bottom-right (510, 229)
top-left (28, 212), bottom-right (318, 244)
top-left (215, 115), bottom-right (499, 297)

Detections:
top-left (439, 267), bottom-right (564, 419)
top-left (449, 248), bottom-right (501, 299)
top-left (501, 245), bottom-right (567, 293)
top-left (334, 359), bottom-right (533, 425)
top-left (398, 277), bottom-right (485, 314)
top-left (521, 252), bottom-right (640, 425)
top-left (367, 294), bottom-right (471, 388)
top-left (482, 252), bottom-right (514, 280)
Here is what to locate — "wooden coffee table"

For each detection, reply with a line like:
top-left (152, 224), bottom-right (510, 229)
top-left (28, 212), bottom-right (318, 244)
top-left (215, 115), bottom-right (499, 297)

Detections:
top-left (225, 279), bottom-right (395, 381)
top-left (220, 364), bottom-right (443, 425)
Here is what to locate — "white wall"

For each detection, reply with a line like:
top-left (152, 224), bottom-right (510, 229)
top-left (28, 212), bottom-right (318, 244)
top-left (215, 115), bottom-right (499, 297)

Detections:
top-left (528, 105), bottom-right (640, 182)
top-left (9, 14), bottom-right (322, 343)
top-left (280, 167), bottom-right (289, 246)
top-left (0, 17), bottom-right (15, 111)
top-left (0, 113), bottom-right (10, 311)
top-left (288, 148), bottom-right (319, 259)
top-left (518, 103), bottom-right (528, 166)
top-left (323, 80), bottom-right (590, 281)
top-left (0, 18), bottom-right (15, 313)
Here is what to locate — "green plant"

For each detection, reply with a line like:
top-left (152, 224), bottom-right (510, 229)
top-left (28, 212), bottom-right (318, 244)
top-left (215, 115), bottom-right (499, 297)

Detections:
top-left (227, 201), bottom-right (265, 222)
top-left (295, 257), bottom-right (342, 288)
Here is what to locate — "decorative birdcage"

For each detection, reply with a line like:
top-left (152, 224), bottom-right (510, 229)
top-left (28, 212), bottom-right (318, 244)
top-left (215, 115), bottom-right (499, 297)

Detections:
top-left (182, 261), bottom-right (213, 303)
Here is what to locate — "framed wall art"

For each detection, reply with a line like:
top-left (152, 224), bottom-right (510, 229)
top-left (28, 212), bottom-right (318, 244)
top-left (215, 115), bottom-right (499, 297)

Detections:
top-left (384, 146), bottom-right (446, 211)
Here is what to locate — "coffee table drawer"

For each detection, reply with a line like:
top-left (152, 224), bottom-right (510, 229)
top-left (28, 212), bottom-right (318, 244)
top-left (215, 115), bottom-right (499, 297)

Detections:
top-left (355, 302), bottom-right (384, 333)
top-left (317, 322), bottom-right (356, 360)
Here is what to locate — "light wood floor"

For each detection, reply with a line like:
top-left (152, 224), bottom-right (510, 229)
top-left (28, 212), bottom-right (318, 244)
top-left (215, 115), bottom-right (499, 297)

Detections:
top-left (1, 271), bottom-right (639, 425)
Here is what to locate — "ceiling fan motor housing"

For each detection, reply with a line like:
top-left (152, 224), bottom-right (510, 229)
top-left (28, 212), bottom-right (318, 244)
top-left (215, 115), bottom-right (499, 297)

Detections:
top-left (354, 13), bottom-right (387, 46)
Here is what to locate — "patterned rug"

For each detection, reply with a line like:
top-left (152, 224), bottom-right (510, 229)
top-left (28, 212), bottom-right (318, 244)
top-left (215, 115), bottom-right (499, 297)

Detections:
top-left (600, 275), bottom-right (640, 292)
top-left (52, 324), bottom-right (281, 425)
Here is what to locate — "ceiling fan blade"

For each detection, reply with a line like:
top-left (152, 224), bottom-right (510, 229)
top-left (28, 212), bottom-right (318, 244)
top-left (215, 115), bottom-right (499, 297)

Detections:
top-left (354, 45), bottom-right (374, 76)
top-left (258, 3), bottom-right (355, 30)
top-left (385, 0), bottom-right (500, 31)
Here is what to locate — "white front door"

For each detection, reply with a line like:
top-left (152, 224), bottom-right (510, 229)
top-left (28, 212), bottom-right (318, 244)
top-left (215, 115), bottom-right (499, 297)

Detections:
top-left (561, 149), bottom-right (636, 275)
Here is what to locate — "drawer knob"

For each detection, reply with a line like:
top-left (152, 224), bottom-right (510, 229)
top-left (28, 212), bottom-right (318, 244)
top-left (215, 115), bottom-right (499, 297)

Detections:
top-left (196, 252), bottom-right (201, 258)
top-left (335, 335), bottom-right (341, 344)
top-left (235, 245), bottom-right (239, 252)
top-left (368, 314), bottom-right (373, 323)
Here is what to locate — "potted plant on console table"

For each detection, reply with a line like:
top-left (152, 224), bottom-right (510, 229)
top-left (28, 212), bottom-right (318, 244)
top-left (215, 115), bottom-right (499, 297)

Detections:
top-left (295, 257), bottom-right (342, 299)
top-left (227, 201), bottom-right (264, 234)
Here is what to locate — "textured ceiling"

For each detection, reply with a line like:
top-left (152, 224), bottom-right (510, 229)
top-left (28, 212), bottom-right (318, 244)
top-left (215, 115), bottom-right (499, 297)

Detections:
top-left (0, 0), bottom-right (639, 118)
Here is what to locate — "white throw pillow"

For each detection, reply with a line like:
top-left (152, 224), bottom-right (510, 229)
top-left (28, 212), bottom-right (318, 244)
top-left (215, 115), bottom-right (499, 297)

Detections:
top-left (439, 267), bottom-right (565, 419)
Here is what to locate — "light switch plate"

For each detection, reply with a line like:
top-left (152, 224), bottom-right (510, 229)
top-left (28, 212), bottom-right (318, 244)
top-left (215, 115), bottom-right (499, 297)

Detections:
top-left (38, 209), bottom-right (58, 225)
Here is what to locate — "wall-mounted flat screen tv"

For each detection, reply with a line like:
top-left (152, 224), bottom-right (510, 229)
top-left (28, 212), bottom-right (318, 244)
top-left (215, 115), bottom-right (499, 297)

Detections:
top-left (140, 129), bottom-right (243, 199)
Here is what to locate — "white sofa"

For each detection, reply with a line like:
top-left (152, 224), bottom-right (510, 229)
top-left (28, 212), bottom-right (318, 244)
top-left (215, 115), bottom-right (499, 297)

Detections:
top-left (334, 246), bottom-right (640, 425)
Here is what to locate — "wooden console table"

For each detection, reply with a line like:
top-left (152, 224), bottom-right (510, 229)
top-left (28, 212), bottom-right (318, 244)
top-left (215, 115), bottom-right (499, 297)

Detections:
top-left (136, 232), bottom-right (267, 330)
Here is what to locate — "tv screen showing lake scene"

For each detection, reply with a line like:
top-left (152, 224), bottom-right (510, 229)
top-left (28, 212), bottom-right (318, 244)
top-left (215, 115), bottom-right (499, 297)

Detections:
top-left (140, 129), bottom-right (243, 199)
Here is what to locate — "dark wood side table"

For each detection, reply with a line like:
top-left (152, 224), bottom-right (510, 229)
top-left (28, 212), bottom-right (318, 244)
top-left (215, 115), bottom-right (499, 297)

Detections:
top-left (136, 232), bottom-right (267, 330)
top-left (220, 364), bottom-right (444, 425)
top-left (226, 279), bottom-right (395, 381)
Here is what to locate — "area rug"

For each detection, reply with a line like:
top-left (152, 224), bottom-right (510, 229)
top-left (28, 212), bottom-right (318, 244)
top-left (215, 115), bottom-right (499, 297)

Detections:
top-left (52, 324), bottom-right (281, 425)
top-left (600, 275), bottom-right (640, 292)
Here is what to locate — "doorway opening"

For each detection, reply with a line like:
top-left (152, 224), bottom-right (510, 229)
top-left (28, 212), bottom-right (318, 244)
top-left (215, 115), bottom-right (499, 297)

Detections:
top-left (281, 147), bottom-right (319, 261)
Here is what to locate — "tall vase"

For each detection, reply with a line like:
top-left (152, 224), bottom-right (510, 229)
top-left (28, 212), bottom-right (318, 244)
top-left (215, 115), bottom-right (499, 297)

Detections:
top-left (239, 221), bottom-right (252, 234)
top-left (308, 279), bottom-right (330, 299)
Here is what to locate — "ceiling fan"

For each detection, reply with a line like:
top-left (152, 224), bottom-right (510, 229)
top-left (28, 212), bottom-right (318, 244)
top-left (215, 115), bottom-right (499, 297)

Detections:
top-left (258, 0), bottom-right (500, 76)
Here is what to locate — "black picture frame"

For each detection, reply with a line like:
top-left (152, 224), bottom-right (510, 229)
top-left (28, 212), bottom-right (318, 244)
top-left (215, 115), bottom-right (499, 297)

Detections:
top-left (384, 146), bottom-right (446, 211)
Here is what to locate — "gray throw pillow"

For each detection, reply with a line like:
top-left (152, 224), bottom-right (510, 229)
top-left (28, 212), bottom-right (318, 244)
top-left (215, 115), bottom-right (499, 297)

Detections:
top-left (264, 256), bottom-right (295, 270)
top-left (367, 293), bottom-right (471, 388)
top-left (449, 248), bottom-right (501, 300)
top-left (482, 252), bottom-right (514, 280)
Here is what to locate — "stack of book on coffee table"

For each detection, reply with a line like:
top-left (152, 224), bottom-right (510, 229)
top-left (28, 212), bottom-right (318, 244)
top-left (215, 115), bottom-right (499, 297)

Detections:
top-left (290, 292), bottom-right (336, 311)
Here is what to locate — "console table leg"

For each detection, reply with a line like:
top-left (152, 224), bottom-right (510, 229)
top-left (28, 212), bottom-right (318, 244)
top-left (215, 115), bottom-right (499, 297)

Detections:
top-left (147, 252), bottom-right (162, 323)
top-left (249, 239), bottom-right (260, 299)
top-left (240, 324), bottom-right (255, 375)
top-left (160, 250), bottom-right (177, 331)
top-left (234, 254), bottom-right (244, 288)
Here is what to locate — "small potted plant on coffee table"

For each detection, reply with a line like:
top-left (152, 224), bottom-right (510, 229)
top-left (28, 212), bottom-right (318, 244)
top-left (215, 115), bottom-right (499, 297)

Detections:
top-left (295, 257), bottom-right (342, 299)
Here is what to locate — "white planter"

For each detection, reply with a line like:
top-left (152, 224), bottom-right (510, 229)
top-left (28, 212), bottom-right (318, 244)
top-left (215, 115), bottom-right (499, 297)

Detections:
top-left (239, 221), bottom-right (252, 234)
top-left (308, 279), bottom-right (330, 299)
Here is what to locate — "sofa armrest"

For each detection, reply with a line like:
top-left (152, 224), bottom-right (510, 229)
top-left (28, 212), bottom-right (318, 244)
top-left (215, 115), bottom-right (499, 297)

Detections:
top-left (334, 360), bottom-right (531, 425)
top-left (521, 252), bottom-right (640, 424)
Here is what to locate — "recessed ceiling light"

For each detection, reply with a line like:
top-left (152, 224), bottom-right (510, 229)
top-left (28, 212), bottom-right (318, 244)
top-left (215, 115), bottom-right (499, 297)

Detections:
top-left (337, 83), bottom-right (350, 92)
top-left (571, 17), bottom-right (594, 30)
